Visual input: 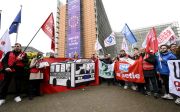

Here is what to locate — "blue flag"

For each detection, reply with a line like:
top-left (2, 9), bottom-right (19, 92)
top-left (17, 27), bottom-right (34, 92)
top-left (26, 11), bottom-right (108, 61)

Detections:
top-left (9, 9), bottom-right (21, 34)
top-left (121, 24), bottom-right (137, 44)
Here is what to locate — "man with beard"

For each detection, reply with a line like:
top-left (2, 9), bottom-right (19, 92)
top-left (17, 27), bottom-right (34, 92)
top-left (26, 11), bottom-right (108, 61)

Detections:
top-left (169, 43), bottom-right (177, 55)
top-left (0, 43), bottom-right (28, 106)
top-left (156, 44), bottom-right (177, 100)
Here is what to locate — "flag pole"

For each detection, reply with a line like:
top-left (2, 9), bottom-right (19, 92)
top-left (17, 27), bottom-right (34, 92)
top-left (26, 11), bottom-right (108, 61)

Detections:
top-left (15, 5), bottom-right (22, 43)
top-left (22, 27), bottom-right (42, 53)
top-left (157, 50), bottom-right (162, 68)
top-left (23, 12), bottom-right (53, 53)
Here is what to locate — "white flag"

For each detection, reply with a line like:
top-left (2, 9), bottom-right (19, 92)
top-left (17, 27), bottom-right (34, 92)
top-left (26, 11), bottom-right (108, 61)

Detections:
top-left (157, 27), bottom-right (175, 46)
top-left (0, 29), bottom-right (12, 54)
top-left (104, 33), bottom-right (116, 47)
top-left (121, 37), bottom-right (128, 51)
top-left (95, 38), bottom-right (102, 50)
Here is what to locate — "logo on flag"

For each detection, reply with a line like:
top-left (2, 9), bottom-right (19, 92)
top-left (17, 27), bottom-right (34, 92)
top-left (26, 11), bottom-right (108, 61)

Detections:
top-left (119, 64), bottom-right (130, 72)
top-left (104, 33), bottom-right (116, 47)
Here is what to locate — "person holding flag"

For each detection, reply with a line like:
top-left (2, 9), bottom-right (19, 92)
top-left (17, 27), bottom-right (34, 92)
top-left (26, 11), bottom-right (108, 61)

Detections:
top-left (156, 44), bottom-right (177, 100)
top-left (140, 48), bottom-right (159, 98)
top-left (0, 43), bottom-right (28, 106)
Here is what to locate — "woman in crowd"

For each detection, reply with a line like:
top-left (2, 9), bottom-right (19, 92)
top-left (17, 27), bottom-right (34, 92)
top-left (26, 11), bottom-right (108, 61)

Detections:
top-left (28, 52), bottom-right (44, 100)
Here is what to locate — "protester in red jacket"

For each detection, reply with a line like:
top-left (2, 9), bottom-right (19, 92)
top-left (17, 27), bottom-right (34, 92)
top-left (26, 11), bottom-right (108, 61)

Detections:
top-left (0, 43), bottom-right (28, 106)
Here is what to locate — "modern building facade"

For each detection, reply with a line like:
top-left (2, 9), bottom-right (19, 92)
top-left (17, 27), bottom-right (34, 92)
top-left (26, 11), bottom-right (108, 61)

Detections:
top-left (58, 4), bottom-right (66, 57)
top-left (115, 22), bottom-right (180, 54)
top-left (56, 0), bottom-right (180, 58)
top-left (55, 0), bottom-right (61, 56)
top-left (57, 0), bottom-right (114, 58)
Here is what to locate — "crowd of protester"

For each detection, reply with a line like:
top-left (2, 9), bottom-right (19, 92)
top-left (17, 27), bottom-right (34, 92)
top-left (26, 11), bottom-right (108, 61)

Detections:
top-left (97, 43), bottom-right (180, 105)
top-left (0, 42), bottom-right (180, 106)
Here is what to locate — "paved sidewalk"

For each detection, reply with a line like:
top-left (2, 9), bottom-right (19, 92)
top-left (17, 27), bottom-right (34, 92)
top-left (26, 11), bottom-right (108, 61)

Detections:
top-left (0, 84), bottom-right (180, 112)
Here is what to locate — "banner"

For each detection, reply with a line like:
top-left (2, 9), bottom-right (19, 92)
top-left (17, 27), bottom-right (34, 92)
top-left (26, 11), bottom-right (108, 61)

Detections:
top-left (99, 61), bottom-right (114, 79)
top-left (114, 57), bottom-right (144, 83)
top-left (168, 60), bottom-right (180, 97)
top-left (66, 0), bottom-right (81, 58)
top-left (157, 27), bottom-right (175, 46)
top-left (49, 59), bottom-right (95, 87)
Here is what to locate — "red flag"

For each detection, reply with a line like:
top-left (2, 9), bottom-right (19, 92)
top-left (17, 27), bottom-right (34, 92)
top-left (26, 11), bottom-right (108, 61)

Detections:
top-left (145, 27), bottom-right (158, 54)
top-left (41, 13), bottom-right (55, 51)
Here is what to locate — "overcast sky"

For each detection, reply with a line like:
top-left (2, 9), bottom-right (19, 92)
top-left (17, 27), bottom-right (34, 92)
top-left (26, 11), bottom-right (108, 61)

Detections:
top-left (103, 0), bottom-right (180, 31)
top-left (0, 0), bottom-right (180, 53)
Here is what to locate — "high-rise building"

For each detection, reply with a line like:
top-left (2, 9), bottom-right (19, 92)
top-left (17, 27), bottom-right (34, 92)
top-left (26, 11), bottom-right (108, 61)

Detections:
top-left (55, 0), bottom-right (61, 56)
top-left (57, 0), bottom-right (115, 58)
top-left (58, 3), bottom-right (66, 57)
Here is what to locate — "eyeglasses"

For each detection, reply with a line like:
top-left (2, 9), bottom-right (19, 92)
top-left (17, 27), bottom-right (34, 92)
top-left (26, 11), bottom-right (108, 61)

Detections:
top-left (15, 46), bottom-right (20, 47)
